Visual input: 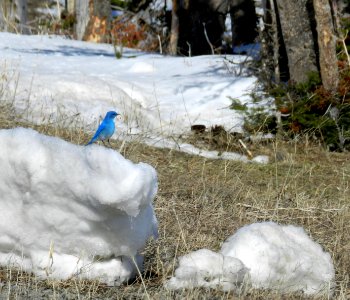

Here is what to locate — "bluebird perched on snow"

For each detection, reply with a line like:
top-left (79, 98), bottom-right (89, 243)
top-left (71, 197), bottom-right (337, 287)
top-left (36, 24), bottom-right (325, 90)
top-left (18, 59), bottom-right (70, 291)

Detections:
top-left (86, 111), bottom-right (119, 146)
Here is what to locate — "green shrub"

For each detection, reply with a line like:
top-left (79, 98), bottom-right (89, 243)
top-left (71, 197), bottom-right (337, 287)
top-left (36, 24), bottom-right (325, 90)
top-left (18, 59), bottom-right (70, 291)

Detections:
top-left (242, 106), bottom-right (277, 134)
top-left (252, 71), bottom-right (350, 151)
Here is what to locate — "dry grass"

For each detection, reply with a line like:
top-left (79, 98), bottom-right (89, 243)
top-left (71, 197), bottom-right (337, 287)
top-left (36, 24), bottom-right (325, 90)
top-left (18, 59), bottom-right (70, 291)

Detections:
top-left (0, 98), bottom-right (349, 299)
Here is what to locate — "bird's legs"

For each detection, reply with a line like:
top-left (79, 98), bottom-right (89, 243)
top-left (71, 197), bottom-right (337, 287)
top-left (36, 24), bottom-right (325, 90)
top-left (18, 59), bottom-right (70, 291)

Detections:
top-left (101, 139), bottom-right (112, 148)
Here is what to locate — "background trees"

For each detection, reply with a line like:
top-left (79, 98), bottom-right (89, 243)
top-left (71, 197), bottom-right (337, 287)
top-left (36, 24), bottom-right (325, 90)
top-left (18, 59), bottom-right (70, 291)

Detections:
top-left (265, 0), bottom-right (339, 91)
top-left (75, 0), bottom-right (110, 43)
top-left (1, 0), bottom-right (349, 148)
top-left (0, 0), bottom-right (28, 33)
top-left (168, 0), bottom-right (258, 55)
top-left (1, 0), bottom-right (345, 92)
top-left (313, 0), bottom-right (339, 92)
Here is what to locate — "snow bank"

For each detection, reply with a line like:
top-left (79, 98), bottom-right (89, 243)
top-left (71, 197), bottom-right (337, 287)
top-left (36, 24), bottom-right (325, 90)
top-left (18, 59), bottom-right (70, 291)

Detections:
top-left (165, 249), bottom-right (248, 291)
top-left (0, 33), bottom-right (256, 137)
top-left (221, 222), bottom-right (335, 296)
top-left (0, 127), bottom-right (158, 285)
top-left (166, 222), bottom-right (335, 297)
top-left (0, 32), bottom-right (271, 163)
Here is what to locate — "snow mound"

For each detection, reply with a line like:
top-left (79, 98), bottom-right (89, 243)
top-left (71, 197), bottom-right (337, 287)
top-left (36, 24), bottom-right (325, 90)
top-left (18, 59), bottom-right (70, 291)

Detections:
top-left (166, 222), bottom-right (334, 297)
top-left (165, 249), bottom-right (248, 291)
top-left (0, 127), bottom-right (158, 285)
top-left (251, 155), bottom-right (269, 164)
top-left (220, 222), bottom-right (335, 296)
top-left (128, 62), bottom-right (155, 73)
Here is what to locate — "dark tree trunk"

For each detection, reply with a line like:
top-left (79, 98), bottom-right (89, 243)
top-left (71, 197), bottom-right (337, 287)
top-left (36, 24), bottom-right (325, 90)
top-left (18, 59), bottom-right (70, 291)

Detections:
top-left (313, 0), bottom-right (338, 92)
top-left (268, 0), bottom-right (280, 83)
top-left (169, 0), bottom-right (180, 55)
top-left (230, 0), bottom-right (258, 49)
top-left (274, 0), bottom-right (318, 83)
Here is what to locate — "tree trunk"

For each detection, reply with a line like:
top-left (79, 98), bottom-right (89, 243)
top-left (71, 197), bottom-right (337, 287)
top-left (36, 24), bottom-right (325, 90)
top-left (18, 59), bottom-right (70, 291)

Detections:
top-left (0, 0), bottom-right (12, 31)
top-left (230, 0), bottom-right (258, 48)
top-left (274, 0), bottom-right (318, 83)
top-left (75, 0), bottom-right (89, 40)
top-left (67, 0), bottom-right (75, 14)
top-left (169, 0), bottom-right (180, 55)
top-left (15, 0), bottom-right (28, 33)
top-left (75, 0), bottom-right (110, 43)
top-left (313, 0), bottom-right (338, 92)
top-left (0, 0), bottom-right (27, 33)
top-left (267, 0), bottom-right (280, 83)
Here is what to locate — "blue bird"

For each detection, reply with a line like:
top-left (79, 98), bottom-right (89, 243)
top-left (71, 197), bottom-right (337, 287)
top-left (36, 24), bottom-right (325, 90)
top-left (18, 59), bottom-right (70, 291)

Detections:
top-left (86, 111), bottom-right (119, 146)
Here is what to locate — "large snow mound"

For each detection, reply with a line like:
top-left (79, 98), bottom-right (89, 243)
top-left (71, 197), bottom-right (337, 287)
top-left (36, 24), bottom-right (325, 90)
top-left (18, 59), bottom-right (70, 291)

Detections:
top-left (221, 222), bottom-right (335, 296)
top-left (164, 249), bottom-right (248, 291)
top-left (0, 127), bottom-right (158, 285)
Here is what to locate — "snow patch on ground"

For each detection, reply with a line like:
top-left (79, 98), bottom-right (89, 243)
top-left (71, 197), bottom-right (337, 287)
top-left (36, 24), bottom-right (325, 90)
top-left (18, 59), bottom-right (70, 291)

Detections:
top-left (221, 222), bottom-right (335, 296)
top-left (166, 222), bottom-right (335, 297)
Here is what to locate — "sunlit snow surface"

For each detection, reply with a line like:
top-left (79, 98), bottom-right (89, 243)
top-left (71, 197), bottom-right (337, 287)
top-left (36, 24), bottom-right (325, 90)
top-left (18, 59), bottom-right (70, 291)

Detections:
top-left (0, 32), bottom-right (268, 162)
top-left (0, 127), bottom-right (158, 285)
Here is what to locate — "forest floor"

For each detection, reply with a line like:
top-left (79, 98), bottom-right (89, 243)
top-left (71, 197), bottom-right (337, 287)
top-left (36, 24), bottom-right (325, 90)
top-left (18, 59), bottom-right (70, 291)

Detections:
top-left (0, 101), bottom-right (349, 300)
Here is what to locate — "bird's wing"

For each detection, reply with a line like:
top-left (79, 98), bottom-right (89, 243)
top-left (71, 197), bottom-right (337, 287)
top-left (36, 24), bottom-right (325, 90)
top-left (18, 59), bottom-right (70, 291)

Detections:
top-left (93, 122), bottom-right (108, 139)
top-left (87, 122), bottom-right (107, 145)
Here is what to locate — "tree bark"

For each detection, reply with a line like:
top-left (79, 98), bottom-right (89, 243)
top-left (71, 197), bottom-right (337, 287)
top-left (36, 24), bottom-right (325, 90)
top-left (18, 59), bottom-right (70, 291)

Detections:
top-left (67, 0), bottom-right (75, 14)
top-left (0, 0), bottom-right (27, 33)
top-left (75, 0), bottom-right (110, 43)
top-left (169, 0), bottom-right (180, 55)
top-left (313, 0), bottom-right (338, 92)
top-left (274, 0), bottom-right (318, 83)
top-left (268, 0), bottom-right (280, 83)
top-left (0, 0), bottom-right (12, 31)
top-left (15, 0), bottom-right (28, 33)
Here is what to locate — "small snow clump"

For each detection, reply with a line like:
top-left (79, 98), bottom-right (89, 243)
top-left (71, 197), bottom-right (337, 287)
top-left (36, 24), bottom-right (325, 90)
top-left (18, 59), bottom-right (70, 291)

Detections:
top-left (165, 248), bottom-right (248, 291)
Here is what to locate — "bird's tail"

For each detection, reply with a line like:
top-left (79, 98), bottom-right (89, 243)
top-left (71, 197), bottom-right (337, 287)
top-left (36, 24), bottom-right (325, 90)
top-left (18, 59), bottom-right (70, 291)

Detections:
top-left (86, 138), bottom-right (95, 146)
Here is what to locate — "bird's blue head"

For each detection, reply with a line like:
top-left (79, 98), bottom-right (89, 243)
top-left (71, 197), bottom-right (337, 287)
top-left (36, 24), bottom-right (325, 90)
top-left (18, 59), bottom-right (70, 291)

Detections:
top-left (105, 111), bottom-right (119, 119)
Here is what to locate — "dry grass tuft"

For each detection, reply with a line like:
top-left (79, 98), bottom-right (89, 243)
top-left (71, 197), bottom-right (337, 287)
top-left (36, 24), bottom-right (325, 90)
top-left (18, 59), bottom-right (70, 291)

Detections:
top-left (0, 97), bottom-right (349, 299)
